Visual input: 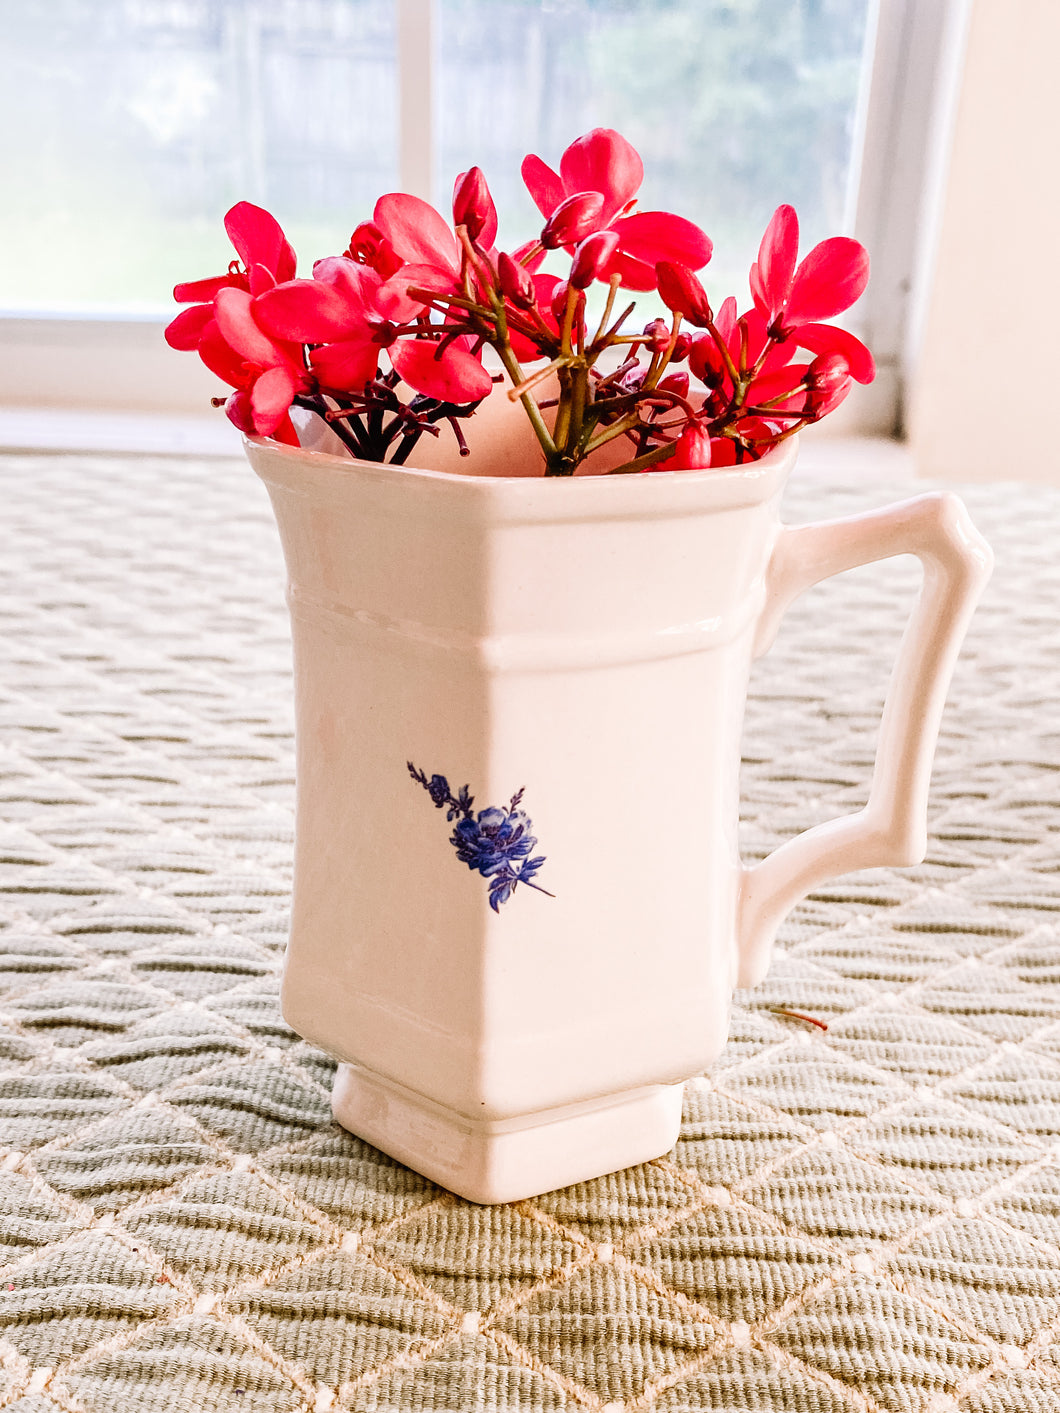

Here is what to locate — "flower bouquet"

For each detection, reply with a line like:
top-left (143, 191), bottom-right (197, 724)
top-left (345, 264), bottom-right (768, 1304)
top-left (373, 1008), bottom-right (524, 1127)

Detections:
top-left (160, 129), bottom-right (992, 1207)
top-left (166, 126), bottom-right (873, 477)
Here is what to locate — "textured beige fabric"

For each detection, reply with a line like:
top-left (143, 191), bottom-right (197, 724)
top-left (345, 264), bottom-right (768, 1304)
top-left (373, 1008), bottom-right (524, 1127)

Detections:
top-left (0, 453), bottom-right (1057, 1412)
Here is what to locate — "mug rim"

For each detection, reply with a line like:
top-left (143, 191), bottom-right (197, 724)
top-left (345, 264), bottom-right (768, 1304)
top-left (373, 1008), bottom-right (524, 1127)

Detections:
top-left (246, 430), bottom-right (798, 522)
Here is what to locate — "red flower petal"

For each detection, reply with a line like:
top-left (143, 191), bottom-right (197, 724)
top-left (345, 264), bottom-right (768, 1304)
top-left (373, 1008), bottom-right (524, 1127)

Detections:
top-left (390, 339), bottom-right (493, 403)
top-left (750, 205), bottom-right (798, 320)
top-left (520, 154), bottom-right (567, 221)
top-left (248, 264), bottom-right (276, 297)
top-left (734, 415), bottom-right (780, 447)
top-left (270, 412), bottom-right (301, 447)
top-left (173, 274), bottom-right (233, 303)
top-left (224, 201), bottom-right (297, 281)
top-left (214, 287), bottom-right (284, 368)
top-left (511, 239), bottom-right (548, 273)
top-left (374, 193), bottom-right (460, 273)
top-left (614, 212), bottom-right (713, 271)
top-left (790, 323), bottom-right (875, 383)
top-left (256, 270), bottom-right (375, 344)
top-left (314, 254), bottom-right (384, 299)
top-left (784, 238), bottom-right (869, 326)
top-left (715, 296), bottom-right (738, 343)
top-left (164, 303), bottom-right (213, 351)
top-left (747, 363), bottom-right (808, 412)
top-left (310, 340), bottom-right (380, 393)
top-left (559, 129), bottom-right (643, 224)
top-left (376, 262), bottom-right (462, 321)
top-left (708, 437), bottom-right (738, 467)
top-left (250, 364), bottom-right (301, 434)
top-left (600, 249), bottom-right (658, 291)
top-left (507, 327), bottom-right (542, 363)
top-left (198, 320), bottom-right (248, 388)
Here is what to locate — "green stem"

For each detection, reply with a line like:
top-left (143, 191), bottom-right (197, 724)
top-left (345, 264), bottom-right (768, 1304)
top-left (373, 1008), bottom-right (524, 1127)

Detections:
top-left (705, 316), bottom-right (741, 391)
top-left (590, 274), bottom-right (622, 349)
top-left (490, 312), bottom-right (557, 459)
top-left (405, 288), bottom-right (494, 319)
top-left (583, 411), bottom-right (641, 456)
top-left (507, 354), bottom-right (571, 401)
top-left (607, 440), bottom-right (681, 474)
top-left (552, 366), bottom-right (573, 456)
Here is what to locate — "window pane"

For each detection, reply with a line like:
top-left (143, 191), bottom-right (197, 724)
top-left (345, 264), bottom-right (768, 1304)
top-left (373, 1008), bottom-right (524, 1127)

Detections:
top-left (0, 0), bottom-right (397, 312)
top-left (2, 0), bottom-right (871, 314)
top-left (439, 0), bottom-right (872, 297)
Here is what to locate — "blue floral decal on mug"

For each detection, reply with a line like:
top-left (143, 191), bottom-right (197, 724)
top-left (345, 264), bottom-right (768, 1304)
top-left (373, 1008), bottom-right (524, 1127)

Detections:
top-left (407, 763), bottom-right (553, 911)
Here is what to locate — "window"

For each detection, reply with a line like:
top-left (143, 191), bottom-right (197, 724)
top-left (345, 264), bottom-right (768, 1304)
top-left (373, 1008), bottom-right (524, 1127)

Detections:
top-left (0, 0), bottom-right (964, 434)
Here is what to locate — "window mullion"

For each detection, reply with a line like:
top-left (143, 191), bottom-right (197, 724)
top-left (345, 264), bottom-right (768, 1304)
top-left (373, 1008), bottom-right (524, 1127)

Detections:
top-left (397, 0), bottom-right (437, 204)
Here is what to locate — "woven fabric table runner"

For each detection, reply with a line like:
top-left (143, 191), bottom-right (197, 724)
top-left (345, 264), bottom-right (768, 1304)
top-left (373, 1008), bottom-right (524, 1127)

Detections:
top-left (0, 453), bottom-right (1058, 1412)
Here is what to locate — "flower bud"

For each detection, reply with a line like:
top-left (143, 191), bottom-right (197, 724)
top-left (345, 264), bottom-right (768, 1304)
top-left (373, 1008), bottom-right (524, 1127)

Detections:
top-left (550, 281), bottom-right (585, 328)
top-left (541, 191), bottom-right (605, 250)
top-left (498, 252), bottom-right (536, 309)
top-left (656, 261), bottom-right (713, 327)
top-left (657, 371), bottom-right (690, 399)
top-left (804, 352), bottom-right (851, 417)
top-left (569, 229), bottom-right (620, 289)
top-left (642, 318), bottom-right (671, 355)
top-left (453, 167), bottom-right (494, 243)
top-left (671, 332), bottom-right (692, 362)
top-left (346, 222), bottom-right (402, 279)
top-left (689, 332), bottom-right (728, 390)
top-left (657, 422), bottom-right (712, 471)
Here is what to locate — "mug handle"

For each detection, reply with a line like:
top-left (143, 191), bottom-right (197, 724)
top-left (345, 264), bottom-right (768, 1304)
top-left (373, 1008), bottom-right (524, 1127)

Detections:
top-left (737, 492), bottom-right (993, 989)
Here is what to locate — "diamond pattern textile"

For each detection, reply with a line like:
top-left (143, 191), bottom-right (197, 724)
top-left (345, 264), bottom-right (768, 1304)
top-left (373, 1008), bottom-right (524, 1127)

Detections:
top-left (0, 452), bottom-right (1058, 1411)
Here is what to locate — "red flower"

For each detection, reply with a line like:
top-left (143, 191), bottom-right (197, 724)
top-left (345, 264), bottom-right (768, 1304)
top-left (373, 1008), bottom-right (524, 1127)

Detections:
top-left (688, 300), bottom-right (791, 396)
top-left (370, 183), bottom-right (499, 322)
top-left (346, 222), bottom-right (403, 279)
top-left (165, 202), bottom-right (296, 352)
top-left (256, 257), bottom-right (385, 395)
top-left (521, 128), bottom-right (712, 291)
top-left (201, 286), bottom-right (308, 443)
top-left (364, 192), bottom-right (462, 321)
top-left (258, 253), bottom-right (490, 403)
top-left (748, 205), bottom-right (874, 383)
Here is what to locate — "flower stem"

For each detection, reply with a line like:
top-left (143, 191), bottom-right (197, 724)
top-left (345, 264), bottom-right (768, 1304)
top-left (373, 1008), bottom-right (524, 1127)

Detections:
top-left (507, 355), bottom-right (570, 401)
top-left (606, 439), bottom-right (679, 474)
top-left (590, 274), bottom-right (622, 349)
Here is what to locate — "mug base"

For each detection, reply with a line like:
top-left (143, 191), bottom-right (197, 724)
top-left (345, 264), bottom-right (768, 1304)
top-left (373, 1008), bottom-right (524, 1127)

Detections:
top-left (331, 1061), bottom-right (685, 1204)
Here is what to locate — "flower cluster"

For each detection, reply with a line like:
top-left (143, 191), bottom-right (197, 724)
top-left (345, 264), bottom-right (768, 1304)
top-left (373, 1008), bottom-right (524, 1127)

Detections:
top-left (168, 128), bottom-right (873, 476)
top-left (408, 764), bottom-right (551, 912)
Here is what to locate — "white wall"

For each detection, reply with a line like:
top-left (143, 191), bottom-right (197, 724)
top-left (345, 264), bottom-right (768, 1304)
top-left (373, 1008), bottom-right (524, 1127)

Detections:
top-left (908, 0), bottom-right (1060, 482)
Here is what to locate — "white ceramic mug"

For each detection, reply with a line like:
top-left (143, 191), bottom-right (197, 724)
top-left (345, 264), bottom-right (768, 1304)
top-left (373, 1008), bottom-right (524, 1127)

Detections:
top-left (248, 426), bottom-right (992, 1204)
